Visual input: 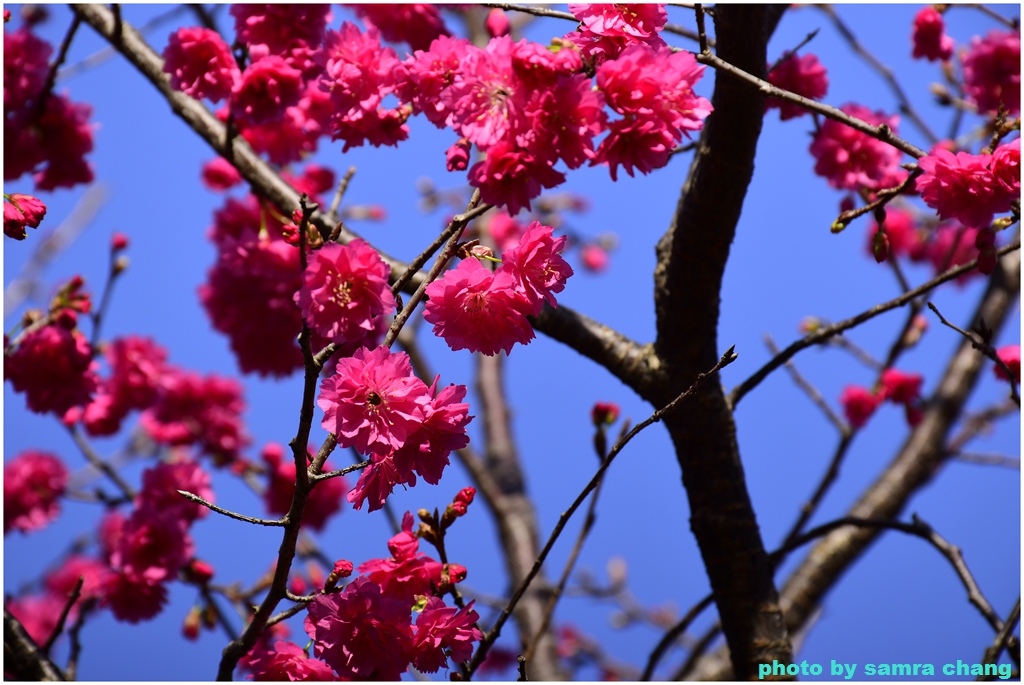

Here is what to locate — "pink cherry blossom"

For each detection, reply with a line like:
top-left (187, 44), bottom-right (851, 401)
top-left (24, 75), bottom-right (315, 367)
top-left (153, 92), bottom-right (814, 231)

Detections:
top-left (486, 9), bottom-right (511, 38)
top-left (926, 224), bottom-right (982, 282)
top-left (294, 239), bottom-right (396, 345)
top-left (488, 211), bottom-right (526, 251)
top-left (346, 451), bottom-right (412, 512)
top-left (358, 512), bottom-right (454, 601)
top-left (467, 139), bottom-right (566, 215)
top-left (961, 30), bottom-right (1020, 115)
top-left (4, 192), bottom-right (46, 240)
top-left (305, 576), bottom-right (413, 680)
top-left (446, 138), bottom-right (471, 171)
top-left (994, 344), bottom-right (1021, 383)
top-left (162, 27), bottom-right (240, 102)
top-left (393, 378), bottom-right (473, 486)
top-left (412, 598), bottom-right (483, 673)
top-left (201, 157), bottom-right (243, 190)
top-left (353, 4), bottom-right (450, 52)
top-left (5, 593), bottom-right (67, 645)
top-left (318, 22), bottom-right (408, 151)
top-left (444, 37), bottom-right (525, 148)
top-left (140, 369), bottom-right (249, 465)
top-left (864, 207), bottom-right (927, 263)
top-left (878, 368), bottom-right (924, 405)
top-left (230, 56), bottom-right (303, 126)
top-left (5, 320), bottom-right (98, 415)
top-left (3, 450), bottom-right (68, 534)
top-left (916, 147), bottom-right (1010, 228)
top-left (109, 508), bottom-right (194, 585)
top-left (231, 4), bottom-right (332, 57)
top-left (991, 137), bottom-right (1021, 207)
top-left (396, 35), bottom-right (470, 129)
top-left (911, 7), bottom-right (954, 62)
top-left (262, 442), bottom-right (347, 531)
top-left (524, 73), bottom-right (606, 169)
top-left (840, 385), bottom-right (880, 429)
top-left (102, 571), bottom-right (168, 623)
top-left (3, 25), bottom-right (51, 109)
top-left (243, 640), bottom-right (336, 681)
top-left (500, 221), bottom-right (573, 314)
top-left (6, 93), bottom-right (95, 190)
top-left (766, 53), bottom-right (829, 120)
top-left (581, 244), bottom-right (610, 272)
top-left (809, 103), bottom-right (906, 192)
top-left (45, 555), bottom-right (110, 602)
top-left (566, 4), bottom-right (667, 62)
top-left (318, 346), bottom-right (430, 457)
top-left (423, 257), bottom-right (536, 355)
top-left (136, 456), bottom-right (214, 522)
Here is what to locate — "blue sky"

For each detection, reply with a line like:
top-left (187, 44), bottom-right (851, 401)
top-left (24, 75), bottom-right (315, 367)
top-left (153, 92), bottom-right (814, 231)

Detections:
top-left (4, 4), bottom-right (1019, 681)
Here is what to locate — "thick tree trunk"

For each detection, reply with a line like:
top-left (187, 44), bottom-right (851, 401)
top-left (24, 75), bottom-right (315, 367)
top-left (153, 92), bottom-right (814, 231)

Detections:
top-left (651, 5), bottom-right (793, 679)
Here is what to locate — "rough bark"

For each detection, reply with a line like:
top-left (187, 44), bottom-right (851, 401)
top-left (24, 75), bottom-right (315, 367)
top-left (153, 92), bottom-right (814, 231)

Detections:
top-left (650, 5), bottom-right (793, 679)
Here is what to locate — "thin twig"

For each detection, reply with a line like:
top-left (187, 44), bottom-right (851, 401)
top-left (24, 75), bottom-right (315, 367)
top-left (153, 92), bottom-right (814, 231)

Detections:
top-left (33, 14), bottom-right (82, 121)
top-left (42, 577), bottom-right (83, 655)
top-left (951, 452), bottom-right (1020, 469)
top-left (177, 490), bottom-right (285, 527)
top-left (729, 241), bottom-right (1021, 408)
top-left (765, 334), bottom-right (846, 433)
top-left (641, 593), bottom-right (714, 680)
top-left (67, 426), bottom-right (136, 500)
top-left (927, 302), bottom-right (1020, 406)
top-left (981, 597), bottom-right (1021, 669)
top-left (325, 166), bottom-right (356, 226)
top-left (816, 5), bottom-right (938, 147)
top-left (467, 347), bottom-right (739, 677)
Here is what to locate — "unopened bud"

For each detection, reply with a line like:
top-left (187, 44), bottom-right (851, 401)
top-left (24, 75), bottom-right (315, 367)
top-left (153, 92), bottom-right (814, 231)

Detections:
top-left (872, 228), bottom-right (890, 263)
top-left (590, 401), bottom-right (620, 427)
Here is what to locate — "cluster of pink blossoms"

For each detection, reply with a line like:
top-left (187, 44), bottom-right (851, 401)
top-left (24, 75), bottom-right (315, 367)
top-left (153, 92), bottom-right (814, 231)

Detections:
top-left (915, 138), bottom-right (1020, 230)
top-left (261, 442), bottom-right (347, 531)
top-left (809, 103), bottom-right (908, 194)
top-left (841, 368), bottom-right (925, 430)
top-left (911, 7), bottom-right (954, 62)
top-left (318, 346), bottom-right (472, 511)
top-left (300, 512), bottom-right (481, 679)
top-left (765, 53), bottom-right (829, 121)
top-left (165, 5), bottom-right (711, 215)
top-left (864, 205), bottom-right (1010, 282)
top-left (961, 29), bottom-right (1020, 115)
top-left (425, 221), bottom-right (573, 355)
top-left (4, 18), bottom-right (95, 191)
top-left (4, 450), bottom-right (68, 534)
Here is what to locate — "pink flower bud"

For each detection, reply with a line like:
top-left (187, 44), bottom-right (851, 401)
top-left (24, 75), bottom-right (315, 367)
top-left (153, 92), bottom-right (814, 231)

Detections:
top-left (590, 401), bottom-right (620, 426)
top-left (581, 244), bottom-right (609, 272)
top-left (111, 232), bottom-right (129, 252)
top-left (841, 385), bottom-right (880, 429)
top-left (485, 9), bottom-right (511, 37)
top-left (186, 559), bottom-right (215, 584)
top-left (446, 138), bottom-right (471, 172)
top-left (332, 560), bottom-right (354, 578)
top-left (872, 228), bottom-right (889, 263)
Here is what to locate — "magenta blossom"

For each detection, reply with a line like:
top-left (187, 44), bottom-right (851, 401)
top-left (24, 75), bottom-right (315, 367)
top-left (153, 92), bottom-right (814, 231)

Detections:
top-left (294, 239), bottom-right (396, 345)
top-left (243, 641), bottom-right (336, 681)
top-left (962, 30), bottom-right (1020, 115)
top-left (412, 598), bottom-right (483, 673)
top-left (809, 103), bottom-right (906, 192)
top-left (162, 27), bottom-right (240, 102)
top-left (424, 257), bottom-right (536, 356)
top-left (916, 147), bottom-right (1015, 228)
top-left (994, 344), bottom-right (1021, 384)
top-left (565, 3), bottom-right (667, 62)
top-left (911, 7), bottom-right (954, 62)
top-left (840, 385), bottom-right (880, 429)
top-left (500, 221), bottom-right (573, 314)
top-left (766, 53), bottom-right (829, 120)
top-left (3, 451), bottom-right (68, 534)
top-left (318, 346), bottom-right (430, 457)
top-left (230, 55), bottom-right (303, 126)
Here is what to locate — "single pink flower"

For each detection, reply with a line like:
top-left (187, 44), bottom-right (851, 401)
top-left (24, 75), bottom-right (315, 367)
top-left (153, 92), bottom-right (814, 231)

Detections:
top-left (318, 346), bottom-right (430, 457)
top-left (809, 103), bottom-right (906, 192)
top-left (393, 378), bottom-right (473, 486)
top-left (423, 257), bottom-right (536, 356)
top-left (994, 344), bottom-right (1021, 383)
top-left (766, 53), bottom-right (829, 120)
top-left (201, 157), bottom-right (243, 190)
top-left (3, 451), bottom-right (68, 534)
top-left (412, 598), bottom-right (483, 673)
top-left (304, 576), bottom-right (413, 680)
top-left (594, 116), bottom-right (677, 181)
top-left (840, 385), bottom-right (881, 429)
top-left (102, 571), bottom-right (168, 624)
top-left (3, 26), bottom-right (52, 109)
top-left (353, 4), bottom-right (450, 52)
top-left (500, 221), bottom-right (573, 314)
top-left (4, 192), bottom-right (46, 240)
top-left (878, 368), bottom-right (924, 405)
top-left (230, 55), bottom-right (303, 126)
top-left (991, 137), bottom-right (1021, 207)
top-left (962, 30), bottom-right (1020, 115)
top-left (136, 456), bottom-right (214, 522)
top-left (346, 451), bottom-right (412, 512)
top-left (581, 244), bottom-right (610, 272)
top-left (5, 320), bottom-right (99, 415)
top-left (162, 27), bottom-right (240, 102)
top-left (5, 593), bottom-right (67, 645)
top-left (244, 641), bottom-right (336, 681)
top-left (294, 239), bottom-right (396, 345)
top-left (396, 35), bottom-right (470, 129)
top-left (467, 139), bottom-right (566, 216)
top-left (916, 147), bottom-right (1007, 228)
top-left (45, 555), bottom-right (110, 602)
top-left (911, 7), bottom-right (954, 62)
top-left (486, 9), bottom-right (511, 38)
top-left (109, 508), bottom-right (194, 585)
top-left (444, 37), bottom-right (524, 148)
